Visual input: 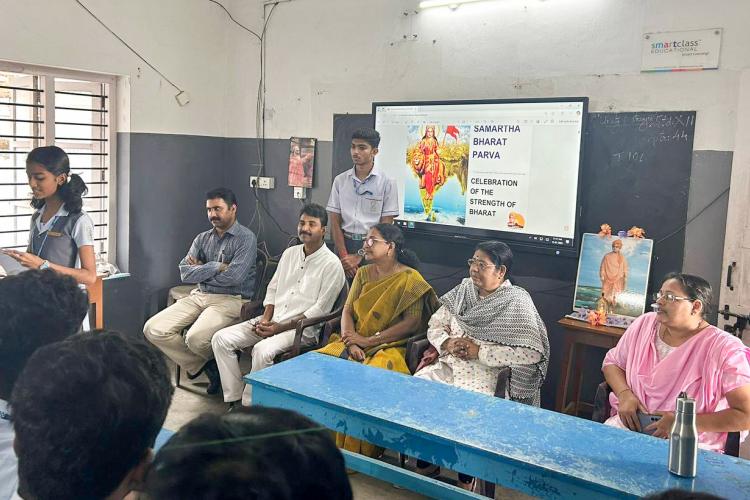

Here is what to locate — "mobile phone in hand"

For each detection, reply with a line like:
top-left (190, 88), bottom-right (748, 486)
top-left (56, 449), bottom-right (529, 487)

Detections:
top-left (637, 411), bottom-right (661, 435)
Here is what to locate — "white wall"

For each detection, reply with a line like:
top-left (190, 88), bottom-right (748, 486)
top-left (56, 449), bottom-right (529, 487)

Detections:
top-left (223, 0), bottom-right (265, 139)
top-left (720, 69), bottom-right (750, 315)
top-left (261, 0), bottom-right (750, 149)
top-left (0, 0), bottom-right (263, 137)
top-left (4, 0), bottom-right (748, 146)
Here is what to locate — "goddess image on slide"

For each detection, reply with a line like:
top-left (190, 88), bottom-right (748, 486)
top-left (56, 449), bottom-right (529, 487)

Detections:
top-left (404, 124), bottom-right (470, 224)
top-left (412, 125), bottom-right (444, 201)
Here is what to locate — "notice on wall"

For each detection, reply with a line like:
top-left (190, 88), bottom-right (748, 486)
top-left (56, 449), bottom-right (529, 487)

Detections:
top-left (641, 28), bottom-right (722, 72)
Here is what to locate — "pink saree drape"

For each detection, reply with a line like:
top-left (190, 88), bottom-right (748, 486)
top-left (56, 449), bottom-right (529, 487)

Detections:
top-left (603, 312), bottom-right (750, 452)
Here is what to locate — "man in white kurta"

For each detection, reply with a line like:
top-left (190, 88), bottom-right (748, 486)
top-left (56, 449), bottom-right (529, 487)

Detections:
top-left (212, 204), bottom-right (345, 407)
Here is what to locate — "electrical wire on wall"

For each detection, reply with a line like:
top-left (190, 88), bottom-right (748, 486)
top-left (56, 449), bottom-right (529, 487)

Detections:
top-left (251, 3), bottom-right (292, 251)
top-left (652, 187), bottom-right (730, 246)
top-left (74, 0), bottom-right (188, 104)
top-left (78, 0), bottom-right (290, 260)
top-left (207, 0), bottom-right (262, 41)
top-left (213, 1), bottom-right (291, 258)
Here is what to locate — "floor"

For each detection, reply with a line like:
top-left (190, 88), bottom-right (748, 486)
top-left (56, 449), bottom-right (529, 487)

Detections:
top-left (162, 360), bottom-right (533, 500)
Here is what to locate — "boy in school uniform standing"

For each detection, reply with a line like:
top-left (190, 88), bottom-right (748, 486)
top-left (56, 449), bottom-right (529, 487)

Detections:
top-left (327, 128), bottom-right (399, 278)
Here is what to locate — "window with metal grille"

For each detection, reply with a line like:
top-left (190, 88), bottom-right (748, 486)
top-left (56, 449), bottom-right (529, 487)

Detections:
top-left (0, 64), bottom-right (115, 262)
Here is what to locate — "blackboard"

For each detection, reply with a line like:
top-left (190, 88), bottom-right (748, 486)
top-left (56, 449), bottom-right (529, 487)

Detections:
top-left (331, 111), bottom-right (697, 287)
top-left (581, 112), bottom-right (696, 288)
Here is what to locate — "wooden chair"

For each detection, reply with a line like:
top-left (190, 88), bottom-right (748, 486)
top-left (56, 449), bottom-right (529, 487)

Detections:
top-left (592, 381), bottom-right (741, 457)
top-left (233, 282), bottom-right (351, 365)
top-left (173, 249), bottom-right (269, 387)
top-left (402, 338), bottom-right (511, 496)
top-left (276, 282), bottom-right (350, 362)
top-left (405, 338), bottom-right (510, 397)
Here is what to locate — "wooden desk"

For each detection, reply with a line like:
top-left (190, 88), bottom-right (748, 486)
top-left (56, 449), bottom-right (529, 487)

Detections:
top-left (86, 276), bottom-right (104, 329)
top-left (247, 353), bottom-right (750, 499)
top-left (555, 317), bottom-right (625, 416)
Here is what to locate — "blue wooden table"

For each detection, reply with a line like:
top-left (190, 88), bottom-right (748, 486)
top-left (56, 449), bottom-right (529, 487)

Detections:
top-left (155, 428), bottom-right (175, 451)
top-left (246, 352), bottom-right (750, 499)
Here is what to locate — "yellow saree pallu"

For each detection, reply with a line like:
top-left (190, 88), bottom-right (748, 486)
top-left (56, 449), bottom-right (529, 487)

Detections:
top-left (317, 267), bottom-right (436, 457)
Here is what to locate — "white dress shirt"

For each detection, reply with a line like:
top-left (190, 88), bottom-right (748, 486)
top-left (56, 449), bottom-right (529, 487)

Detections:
top-left (0, 399), bottom-right (18, 500)
top-left (264, 244), bottom-right (346, 337)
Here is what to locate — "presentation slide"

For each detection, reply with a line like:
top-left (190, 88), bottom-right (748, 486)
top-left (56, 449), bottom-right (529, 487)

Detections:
top-left (373, 99), bottom-right (586, 251)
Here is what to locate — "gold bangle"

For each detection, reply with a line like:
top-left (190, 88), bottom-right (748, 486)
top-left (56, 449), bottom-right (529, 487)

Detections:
top-left (617, 388), bottom-right (632, 397)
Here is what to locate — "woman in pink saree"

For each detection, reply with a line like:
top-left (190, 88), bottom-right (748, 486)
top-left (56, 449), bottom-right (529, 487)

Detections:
top-left (602, 273), bottom-right (750, 452)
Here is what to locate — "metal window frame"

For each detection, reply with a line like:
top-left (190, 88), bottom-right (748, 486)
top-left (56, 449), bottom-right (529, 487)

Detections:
top-left (0, 60), bottom-right (118, 263)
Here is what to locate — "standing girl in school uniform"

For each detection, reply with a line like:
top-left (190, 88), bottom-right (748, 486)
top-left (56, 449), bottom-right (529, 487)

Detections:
top-left (2, 146), bottom-right (97, 286)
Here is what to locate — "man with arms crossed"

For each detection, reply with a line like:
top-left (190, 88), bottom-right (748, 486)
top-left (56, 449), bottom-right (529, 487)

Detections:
top-left (212, 203), bottom-right (345, 409)
top-left (144, 187), bottom-right (256, 395)
top-left (327, 128), bottom-right (399, 278)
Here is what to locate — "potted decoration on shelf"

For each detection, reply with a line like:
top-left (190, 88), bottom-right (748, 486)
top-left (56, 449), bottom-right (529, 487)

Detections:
top-left (627, 226), bottom-right (646, 238)
top-left (587, 309), bottom-right (608, 327)
top-left (596, 293), bottom-right (611, 315)
top-left (586, 293), bottom-right (611, 326)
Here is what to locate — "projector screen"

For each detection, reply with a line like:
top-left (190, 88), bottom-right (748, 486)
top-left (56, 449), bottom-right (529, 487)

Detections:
top-left (373, 98), bottom-right (587, 255)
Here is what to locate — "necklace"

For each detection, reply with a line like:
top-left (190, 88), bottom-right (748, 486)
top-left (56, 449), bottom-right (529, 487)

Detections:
top-left (373, 261), bottom-right (399, 279)
top-left (663, 320), bottom-right (707, 343)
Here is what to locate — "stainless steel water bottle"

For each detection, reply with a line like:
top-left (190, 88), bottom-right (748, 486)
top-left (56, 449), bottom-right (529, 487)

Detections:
top-left (668, 392), bottom-right (698, 478)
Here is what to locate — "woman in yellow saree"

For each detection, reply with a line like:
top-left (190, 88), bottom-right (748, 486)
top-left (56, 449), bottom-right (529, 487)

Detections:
top-left (317, 223), bottom-right (437, 457)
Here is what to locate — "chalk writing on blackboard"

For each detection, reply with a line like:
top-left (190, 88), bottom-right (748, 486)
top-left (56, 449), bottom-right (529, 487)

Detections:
top-left (612, 151), bottom-right (645, 163)
top-left (591, 112), bottom-right (696, 136)
top-left (633, 112), bottom-right (695, 131)
top-left (642, 128), bottom-right (691, 147)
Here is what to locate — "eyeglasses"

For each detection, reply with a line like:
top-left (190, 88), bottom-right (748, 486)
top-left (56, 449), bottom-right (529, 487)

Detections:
top-left (363, 237), bottom-right (389, 248)
top-left (467, 258), bottom-right (497, 271)
top-left (653, 291), bottom-right (692, 303)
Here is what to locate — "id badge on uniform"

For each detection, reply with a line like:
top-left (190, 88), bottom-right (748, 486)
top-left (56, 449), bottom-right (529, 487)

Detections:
top-left (363, 195), bottom-right (383, 215)
top-left (47, 231), bottom-right (63, 237)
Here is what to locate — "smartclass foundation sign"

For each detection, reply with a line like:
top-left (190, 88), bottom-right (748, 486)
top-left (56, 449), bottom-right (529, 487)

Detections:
top-left (641, 28), bottom-right (721, 72)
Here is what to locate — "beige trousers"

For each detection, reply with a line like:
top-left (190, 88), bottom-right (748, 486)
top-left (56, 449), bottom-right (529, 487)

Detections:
top-left (143, 290), bottom-right (243, 373)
